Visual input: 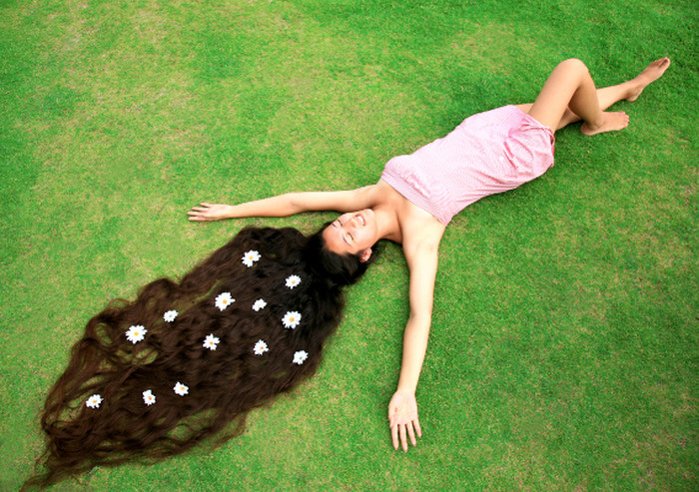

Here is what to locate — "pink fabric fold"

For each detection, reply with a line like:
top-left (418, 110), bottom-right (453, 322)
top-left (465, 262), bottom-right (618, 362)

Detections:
top-left (381, 105), bottom-right (555, 225)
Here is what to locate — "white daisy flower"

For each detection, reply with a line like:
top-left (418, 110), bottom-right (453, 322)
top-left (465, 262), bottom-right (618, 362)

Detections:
top-left (163, 310), bottom-right (178, 323)
top-left (253, 339), bottom-right (269, 356)
top-left (143, 389), bottom-right (156, 406)
top-left (293, 350), bottom-right (308, 365)
top-left (86, 394), bottom-right (103, 409)
top-left (282, 311), bottom-right (302, 330)
top-left (215, 292), bottom-right (235, 311)
top-left (252, 299), bottom-right (267, 312)
top-left (125, 325), bottom-right (147, 344)
top-left (285, 275), bottom-right (301, 289)
top-left (173, 382), bottom-right (189, 396)
top-left (203, 334), bottom-right (220, 351)
top-left (242, 250), bottom-right (261, 267)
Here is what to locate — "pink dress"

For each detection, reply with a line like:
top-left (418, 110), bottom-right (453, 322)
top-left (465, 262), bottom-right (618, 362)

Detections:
top-left (381, 105), bottom-right (555, 225)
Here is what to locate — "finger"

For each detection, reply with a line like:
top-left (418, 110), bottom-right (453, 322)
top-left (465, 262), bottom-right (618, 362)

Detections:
top-left (200, 202), bottom-right (213, 207)
top-left (391, 423), bottom-right (399, 450)
top-left (407, 421), bottom-right (417, 446)
top-left (414, 418), bottom-right (423, 438)
top-left (189, 207), bottom-right (209, 212)
top-left (399, 424), bottom-right (408, 452)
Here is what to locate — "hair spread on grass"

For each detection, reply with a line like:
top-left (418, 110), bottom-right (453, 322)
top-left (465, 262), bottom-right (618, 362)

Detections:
top-left (25, 225), bottom-right (375, 488)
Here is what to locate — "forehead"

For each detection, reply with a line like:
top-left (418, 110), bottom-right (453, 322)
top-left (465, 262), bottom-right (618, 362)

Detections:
top-left (322, 224), bottom-right (350, 255)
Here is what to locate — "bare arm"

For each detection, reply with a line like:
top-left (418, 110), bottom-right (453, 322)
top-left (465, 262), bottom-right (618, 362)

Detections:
top-left (187, 186), bottom-right (378, 221)
top-left (398, 241), bottom-right (440, 392)
top-left (388, 230), bottom-right (443, 451)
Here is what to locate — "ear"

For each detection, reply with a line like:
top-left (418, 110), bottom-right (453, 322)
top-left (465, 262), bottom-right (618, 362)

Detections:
top-left (358, 248), bottom-right (372, 263)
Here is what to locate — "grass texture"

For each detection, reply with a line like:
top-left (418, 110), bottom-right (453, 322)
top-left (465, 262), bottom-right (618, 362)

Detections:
top-left (1, 0), bottom-right (697, 490)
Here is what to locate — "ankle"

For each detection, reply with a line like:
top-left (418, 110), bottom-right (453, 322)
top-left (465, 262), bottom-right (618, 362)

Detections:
top-left (621, 81), bottom-right (637, 98)
top-left (584, 112), bottom-right (605, 129)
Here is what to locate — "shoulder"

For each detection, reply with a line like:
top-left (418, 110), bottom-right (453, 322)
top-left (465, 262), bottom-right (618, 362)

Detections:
top-left (342, 183), bottom-right (384, 204)
top-left (402, 218), bottom-right (445, 261)
top-left (343, 184), bottom-right (383, 210)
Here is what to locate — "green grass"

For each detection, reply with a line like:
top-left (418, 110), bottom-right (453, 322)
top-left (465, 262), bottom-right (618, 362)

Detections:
top-left (1, 0), bottom-right (697, 490)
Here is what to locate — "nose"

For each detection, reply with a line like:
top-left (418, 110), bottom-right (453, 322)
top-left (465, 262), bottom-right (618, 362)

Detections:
top-left (349, 215), bottom-right (363, 231)
top-left (338, 213), bottom-right (353, 226)
top-left (338, 213), bottom-right (363, 233)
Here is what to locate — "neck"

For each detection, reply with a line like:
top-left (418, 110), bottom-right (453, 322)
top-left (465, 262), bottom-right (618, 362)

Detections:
top-left (374, 206), bottom-right (402, 243)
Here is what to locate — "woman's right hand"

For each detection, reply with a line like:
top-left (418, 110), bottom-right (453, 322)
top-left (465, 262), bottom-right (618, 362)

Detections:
top-left (187, 203), bottom-right (235, 222)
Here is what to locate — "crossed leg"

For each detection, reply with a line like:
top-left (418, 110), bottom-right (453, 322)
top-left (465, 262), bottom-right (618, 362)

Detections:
top-left (516, 57), bottom-right (670, 134)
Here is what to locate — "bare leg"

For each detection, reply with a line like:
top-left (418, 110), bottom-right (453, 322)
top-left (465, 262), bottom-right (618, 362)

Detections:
top-left (517, 84), bottom-right (633, 130)
top-left (516, 57), bottom-right (670, 131)
top-left (521, 58), bottom-right (628, 136)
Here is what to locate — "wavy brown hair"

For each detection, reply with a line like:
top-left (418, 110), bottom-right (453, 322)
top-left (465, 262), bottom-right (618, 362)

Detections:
top-left (25, 225), bottom-right (375, 488)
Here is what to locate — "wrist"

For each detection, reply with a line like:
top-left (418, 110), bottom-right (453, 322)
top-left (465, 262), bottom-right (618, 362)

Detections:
top-left (225, 205), bottom-right (239, 219)
top-left (396, 384), bottom-right (416, 394)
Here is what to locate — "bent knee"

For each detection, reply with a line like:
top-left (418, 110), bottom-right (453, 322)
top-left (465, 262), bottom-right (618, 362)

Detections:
top-left (557, 58), bottom-right (589, 74)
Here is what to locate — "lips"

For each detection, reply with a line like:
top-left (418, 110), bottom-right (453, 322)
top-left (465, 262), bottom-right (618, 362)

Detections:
top-left (356, 213), bottom-right (366, 226)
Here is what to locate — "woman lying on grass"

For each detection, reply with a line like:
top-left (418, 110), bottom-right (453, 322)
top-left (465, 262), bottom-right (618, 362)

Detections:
top-left (188, 57), bottom-right (670, 452)
top-left (28, 57), bottom-right (669, 488)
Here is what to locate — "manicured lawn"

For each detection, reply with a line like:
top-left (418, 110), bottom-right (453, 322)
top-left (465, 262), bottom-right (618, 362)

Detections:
top-left (1, 1), bottom-right (696, 489)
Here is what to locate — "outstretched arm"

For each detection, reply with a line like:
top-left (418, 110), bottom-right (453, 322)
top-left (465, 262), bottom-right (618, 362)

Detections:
top-left (187, 185), bottom-right (378, 221)
top-left (388, 231), bottom-right (442, 452)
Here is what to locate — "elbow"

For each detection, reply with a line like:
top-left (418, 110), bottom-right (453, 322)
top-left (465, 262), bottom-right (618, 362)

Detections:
top-left (407, 311), bottom-right (432, 329)
top-left (285, 193), bottom-right (302, 215)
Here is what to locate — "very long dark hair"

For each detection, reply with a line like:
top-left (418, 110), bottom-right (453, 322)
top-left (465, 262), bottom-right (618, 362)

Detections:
top-left (25, 225), bottom-right (374, 488)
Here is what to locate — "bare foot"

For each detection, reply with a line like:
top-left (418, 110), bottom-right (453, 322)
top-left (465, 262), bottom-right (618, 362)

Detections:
top-left (580, 111), bottom-right (630, 136)
top-left (627, 57), bottom-right (671, 102)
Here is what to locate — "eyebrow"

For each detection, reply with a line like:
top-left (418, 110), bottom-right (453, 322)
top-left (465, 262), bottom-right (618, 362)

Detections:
top-left (331, 220), bottom-right (350, 246)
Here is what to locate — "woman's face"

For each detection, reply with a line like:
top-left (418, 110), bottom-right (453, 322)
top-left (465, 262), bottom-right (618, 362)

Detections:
top-left (321, 209), bottom-right (377, 260)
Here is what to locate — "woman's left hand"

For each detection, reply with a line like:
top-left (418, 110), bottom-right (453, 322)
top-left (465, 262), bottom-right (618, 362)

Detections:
top-left (388, 389), bottom-right (422, 452)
